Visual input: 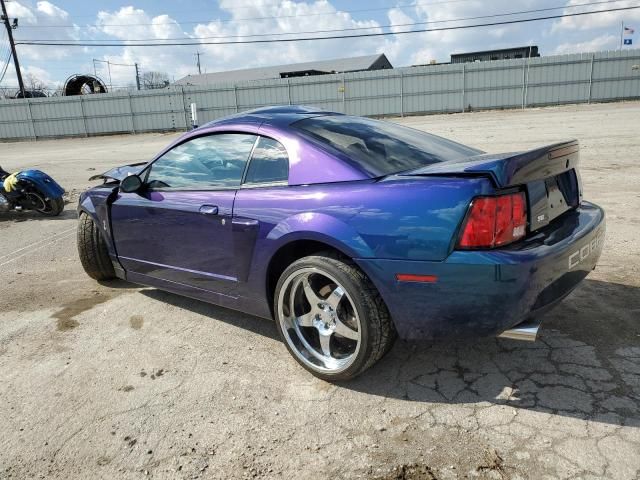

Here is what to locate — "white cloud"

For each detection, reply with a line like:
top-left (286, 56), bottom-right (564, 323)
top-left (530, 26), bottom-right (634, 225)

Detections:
top-left (8, 1), bottom-right (78, 61)
top-left (94, 1), bottom-right (388, 86)
top-left (93, 7), bottom-right (193, 87)
top-left (0, 64), bottom-right (61, 96)
top-left (191, 0), bottom-right (384, 69)
top-left (382, 0), bottom-right (563, 63)
top-left (553, 0), bottom-right (640, 31)
top-left (553, 34), bottom-right (619, 54)
top-left (36, 1), bottom-right (68, 20)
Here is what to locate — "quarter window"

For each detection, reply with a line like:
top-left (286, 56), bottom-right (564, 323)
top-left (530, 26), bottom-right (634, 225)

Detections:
top-left (146, 134), bottom-right (257, 189)
top-left (244, 137), bottom-right (289, 184)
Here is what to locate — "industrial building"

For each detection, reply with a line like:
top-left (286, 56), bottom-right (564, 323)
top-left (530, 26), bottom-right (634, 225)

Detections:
top-left (174, 53), bottom-right (392, 86)
top-left (450, 46), bottom-right (540, 63)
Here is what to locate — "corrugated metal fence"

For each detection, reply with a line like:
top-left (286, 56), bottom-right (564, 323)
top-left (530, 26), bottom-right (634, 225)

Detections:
top-left (1, 49), bottom-right (639, 141)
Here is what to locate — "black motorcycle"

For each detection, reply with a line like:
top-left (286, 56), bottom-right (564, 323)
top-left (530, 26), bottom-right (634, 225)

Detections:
top-left (0, 165), bottom-right (65, 216)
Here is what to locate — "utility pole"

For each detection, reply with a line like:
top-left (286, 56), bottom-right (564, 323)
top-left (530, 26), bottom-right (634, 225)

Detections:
top-left (1, 0), bottom-right (25, 98)
top-left (135, 63), bottom-right (141, 90)
top-left (195, 51), bottom-right (203, 75)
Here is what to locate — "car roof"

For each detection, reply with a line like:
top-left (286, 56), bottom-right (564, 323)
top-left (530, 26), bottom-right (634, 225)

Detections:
top-left (198, 105), bottom-right (343, 130)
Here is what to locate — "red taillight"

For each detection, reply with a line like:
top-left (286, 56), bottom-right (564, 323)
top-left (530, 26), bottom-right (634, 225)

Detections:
top-left (457, 192), bottom-right (527, 249)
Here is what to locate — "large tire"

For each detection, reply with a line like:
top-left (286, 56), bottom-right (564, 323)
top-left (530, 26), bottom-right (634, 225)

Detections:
top-left (77, 212), bottom-right (116, 280)
top-left (274, 252), bottom-right (396, 381)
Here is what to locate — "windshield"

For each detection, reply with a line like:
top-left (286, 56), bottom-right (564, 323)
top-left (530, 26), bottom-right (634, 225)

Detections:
top-left (292, 115), bottom-right (482, 177)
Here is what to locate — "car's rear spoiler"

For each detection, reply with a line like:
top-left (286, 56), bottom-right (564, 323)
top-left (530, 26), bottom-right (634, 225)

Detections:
top-left (401, 140), bottom-right (579, 188)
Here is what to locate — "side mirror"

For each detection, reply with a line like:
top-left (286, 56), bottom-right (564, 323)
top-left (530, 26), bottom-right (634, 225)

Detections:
top-left (120, 174), bottom-right (143, 193)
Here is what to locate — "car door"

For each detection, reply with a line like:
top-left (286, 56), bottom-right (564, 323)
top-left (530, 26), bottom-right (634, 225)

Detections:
top-left (232, 136), bottom-right (290, 284)
top-left (110, 132), bottom-right (258, 296)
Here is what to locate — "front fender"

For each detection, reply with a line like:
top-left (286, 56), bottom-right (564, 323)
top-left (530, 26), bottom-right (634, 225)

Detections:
top-left (78, 187), bottom-right (119, 259)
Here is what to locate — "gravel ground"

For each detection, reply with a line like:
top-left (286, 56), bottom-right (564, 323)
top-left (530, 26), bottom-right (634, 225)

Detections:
top-left (0, 102), bottom-right (639, 480)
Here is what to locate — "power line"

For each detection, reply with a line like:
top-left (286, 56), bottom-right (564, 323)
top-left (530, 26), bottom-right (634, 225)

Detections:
top-left (17, 0), bottom-right (631, 43)
top-left (0, 50), bottom-right (11, 84)
top-left (15, 5), bottom-right (640, 47)
top-left (0, 30), bottom-right (10, 66)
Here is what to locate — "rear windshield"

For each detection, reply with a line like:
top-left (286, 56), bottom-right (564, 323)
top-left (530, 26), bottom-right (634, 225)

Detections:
top-left (292, 115), bottom-right (482, 177)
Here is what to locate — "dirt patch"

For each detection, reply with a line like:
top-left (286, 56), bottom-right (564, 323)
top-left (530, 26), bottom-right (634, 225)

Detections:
top-left (129, 315), bottom-right (144, 330)
top-left (377, 464), bottom-right (438, 480)
top-left (53, 293), bottom-right (112, 331)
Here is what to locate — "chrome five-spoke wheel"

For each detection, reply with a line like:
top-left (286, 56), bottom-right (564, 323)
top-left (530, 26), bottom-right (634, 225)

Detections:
top-left (278, 267), bottom-right (361, 374)
top-left (274, 253), bottom-right (396, 380)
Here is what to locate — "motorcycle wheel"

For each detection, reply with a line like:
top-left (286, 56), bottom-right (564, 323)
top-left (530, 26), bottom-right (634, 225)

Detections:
top-left (28, 192), bottom-right (64, 216)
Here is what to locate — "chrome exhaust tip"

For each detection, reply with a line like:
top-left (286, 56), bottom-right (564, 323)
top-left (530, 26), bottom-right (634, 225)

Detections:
top-left (497, 319), bottom-right (541, 342)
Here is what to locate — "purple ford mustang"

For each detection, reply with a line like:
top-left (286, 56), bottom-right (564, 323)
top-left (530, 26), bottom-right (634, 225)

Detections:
top-left (77, 105), bottom-right (605, 380)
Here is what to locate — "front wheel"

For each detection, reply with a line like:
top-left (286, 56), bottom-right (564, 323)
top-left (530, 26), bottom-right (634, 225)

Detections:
top-left (77, 212), bottom-right (116, 281)
top-left (274, 253), bottom-right (396, 381)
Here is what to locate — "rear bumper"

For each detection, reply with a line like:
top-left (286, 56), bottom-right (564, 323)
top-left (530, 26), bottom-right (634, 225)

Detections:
top-left (355, 201), bottom-right (605, 340)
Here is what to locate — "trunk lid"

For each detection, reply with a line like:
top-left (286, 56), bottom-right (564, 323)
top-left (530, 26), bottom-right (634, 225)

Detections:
top-left (403, 140), bottom-right (582, 232)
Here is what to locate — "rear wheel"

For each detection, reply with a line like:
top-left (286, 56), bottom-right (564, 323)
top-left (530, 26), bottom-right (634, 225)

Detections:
top-left (28, 191), bottom-right (64, 216)
top-left (274, 253), bottom-right (396, 381)
top-left (77, 212), bottom-right (116, 280)
top-left (41, 197), bottom-right (64, 216)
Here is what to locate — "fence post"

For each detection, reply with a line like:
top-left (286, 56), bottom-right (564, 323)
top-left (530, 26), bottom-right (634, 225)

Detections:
top-left (400, 70), bottom-right (404, 117)
top-left (79, 96), bottom-right (89, 137)
top-left (127, 91), bottom-right (136, 134)
top-left (461, 64), bottom-right (466, 113)
top-left (287, 78), bottom-right (292, 105)
top-left (523, 55), bottom-right (532, 108)
top-left (180, 86), bottom-right (189, 130)
top-left (234, 85), bottom-right (239, 113)
top-left (588, 54), bottom-right (595, 104)
top-left (521, 58), bottom-right (527, 109)
top-left (341, 73), bottom-right (346, 114)
top-left (25, 99), bottom-right (36, 141)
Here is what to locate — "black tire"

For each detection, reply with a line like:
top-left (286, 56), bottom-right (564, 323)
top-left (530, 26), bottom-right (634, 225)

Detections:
top-left (27, 191), bottom-right (64, 216)
top-left (274, 252), bottom-right (396, 381)
top-left (41, 197), bottom-right (64, 216)
top-left (77, 212), bottom-right (116, 281)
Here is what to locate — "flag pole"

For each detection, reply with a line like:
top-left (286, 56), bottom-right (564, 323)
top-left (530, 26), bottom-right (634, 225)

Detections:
top-left (620, 20), bottom-right (624, 49)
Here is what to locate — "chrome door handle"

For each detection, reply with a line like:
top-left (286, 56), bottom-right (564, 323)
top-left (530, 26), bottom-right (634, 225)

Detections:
top-left (199, 205), bottom-right (219, 215)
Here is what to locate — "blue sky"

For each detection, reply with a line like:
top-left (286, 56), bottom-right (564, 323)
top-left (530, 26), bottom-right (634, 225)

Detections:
top-left (1, 0), bottom-right (638, 91)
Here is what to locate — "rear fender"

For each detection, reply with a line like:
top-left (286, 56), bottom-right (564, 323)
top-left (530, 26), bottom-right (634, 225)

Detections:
top-left (16, 170), bottom-right (65, 199)
top-left (266, 212), bottom-right (375, 259)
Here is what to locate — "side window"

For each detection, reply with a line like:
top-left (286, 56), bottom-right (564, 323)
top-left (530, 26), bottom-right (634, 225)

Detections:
top-left (243, 137), bottom-right (289, 185)
top-left (146, 133), bottom-right (257, 189)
